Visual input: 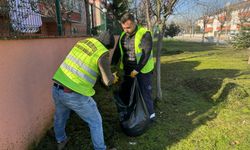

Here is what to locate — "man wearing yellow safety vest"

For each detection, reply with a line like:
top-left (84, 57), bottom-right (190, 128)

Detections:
top-left (112, 12), bottom-right (155, 122)
top-left (52, 31), bottom-right (118, 150)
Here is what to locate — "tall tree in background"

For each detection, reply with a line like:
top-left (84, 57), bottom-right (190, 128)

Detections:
top-left (214, 1), bottom-right (232, 45)
top-left (200, 15), bottom-right (210, 43)
top-left (194, 1), bottom-right (217, 43)
top-left (141, 0), bottom-right (179, 100)
top-left (181, 9), bottom-right (198, 37)
top-left (197, 4), bottom-right (214, 43)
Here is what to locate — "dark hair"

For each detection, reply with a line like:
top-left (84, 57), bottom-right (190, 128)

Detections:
top-left (96, 30), bottom-right (115, 49)
top-left (120, 12), bottom-right (135, 24)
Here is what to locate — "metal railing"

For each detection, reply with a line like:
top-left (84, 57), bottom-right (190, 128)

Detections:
top-left (0, 0), bottom-right (122, 39)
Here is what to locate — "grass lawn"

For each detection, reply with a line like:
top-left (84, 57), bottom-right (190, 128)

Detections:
top-left (35, 40), bottom-right (250, 150)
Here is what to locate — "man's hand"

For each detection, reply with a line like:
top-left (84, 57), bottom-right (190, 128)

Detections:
top-left (112, 71), bottom-right (119, 84)
top-left (130, 70), bottom-right (138, 78)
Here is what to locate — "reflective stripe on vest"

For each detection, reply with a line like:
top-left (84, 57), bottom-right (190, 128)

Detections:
top-left (53, 38), bottom-right (108, 96)
top-left (60, 63), bottom-right (95, 85)
top-left (119, 26), bottom-right (154, 73)
top-left (65, 54), bottom-right (98, 77)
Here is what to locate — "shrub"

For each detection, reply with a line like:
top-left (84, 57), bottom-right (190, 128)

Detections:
top-left (231, 32), bottom-right (250, 49)
top-left (164, 22), bottom-right (181, 38)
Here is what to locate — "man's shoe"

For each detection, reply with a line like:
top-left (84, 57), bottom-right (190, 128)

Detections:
top-left (57, 137), bottom-right (70, 150)
top-left (150, 113), bottom-right (156, 122)
top-left (149, 113), bottom-right (156, 119)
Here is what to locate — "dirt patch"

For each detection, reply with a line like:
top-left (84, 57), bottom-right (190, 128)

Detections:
top-left (184, 78), bottom-right (221, 92)
top-left (183, 78), bottom-right (224, 101)
top-left (217, 82), bottom-right (249, 101)
top-left (161, 49), bottom-right (184, 56)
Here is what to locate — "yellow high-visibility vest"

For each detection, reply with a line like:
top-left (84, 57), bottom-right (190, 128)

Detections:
top-left (53, 38), bottom-right (108, 96)
top-left (119, 26), bottom-right (154, 73)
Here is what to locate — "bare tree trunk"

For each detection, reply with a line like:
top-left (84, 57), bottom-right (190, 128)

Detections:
top-left (190, 28), bottom-right (192, 37)
top-left (147, 0), bottom-right (179, 101)
top-left (225, 27), bottom-right (228, 41)
top-left (202, 31), bottom-right (205, 43)
top-left (202, 20), bottom-right (206, 43)
top-left (217, 32), bottom-right (220, 45)
top-left (155, 31), bottom-right (163, 100)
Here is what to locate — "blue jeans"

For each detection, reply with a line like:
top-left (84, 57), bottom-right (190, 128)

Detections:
top-left (52, 86), bottom-right (106, 150)
top-left (137, 73), bottom-right (154, 115)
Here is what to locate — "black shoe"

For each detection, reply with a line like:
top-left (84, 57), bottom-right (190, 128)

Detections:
top-left (57, 137), bottom-right (70, 150)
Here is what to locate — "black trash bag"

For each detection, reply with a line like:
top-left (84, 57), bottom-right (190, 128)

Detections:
top-left (113, 77), bottom-right (150, 137)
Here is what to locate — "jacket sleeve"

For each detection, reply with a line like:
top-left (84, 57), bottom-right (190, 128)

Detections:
top-left (98, 52), bottom-right (114, 86)
top-left (135, 32), bottom-right (153, 72)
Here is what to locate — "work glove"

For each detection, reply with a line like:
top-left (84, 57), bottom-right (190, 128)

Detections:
top-left (130, 70), bottom-right (138, 78)
top-left (112, 71), bottom-right (119, 84)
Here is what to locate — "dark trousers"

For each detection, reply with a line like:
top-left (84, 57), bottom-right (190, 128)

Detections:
top-left (119, 72), bottom-right (154, 115)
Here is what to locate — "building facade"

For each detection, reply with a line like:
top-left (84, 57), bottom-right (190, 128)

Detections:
top-left (196, 1), bottom-right (250, 38)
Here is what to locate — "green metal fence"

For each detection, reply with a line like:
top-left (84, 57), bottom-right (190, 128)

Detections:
top-left (0, 0), bottom-right (122, 39)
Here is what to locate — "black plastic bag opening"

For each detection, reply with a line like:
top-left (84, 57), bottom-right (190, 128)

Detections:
top-left (113, 77), bottom-right (150, 136)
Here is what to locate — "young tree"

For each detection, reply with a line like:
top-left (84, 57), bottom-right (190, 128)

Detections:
top-left (182, 9), bottom-right (198, 37)
top-left (195, 1), bottom-right (215, 43)
top-left (214, 2), bottom-right (232, 44)
top-left (200, 15), bottom-right (210, 42)
top-left (141, 0), bottom-right (179, 100)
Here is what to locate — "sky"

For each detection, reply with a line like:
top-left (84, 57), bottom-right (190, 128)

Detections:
top-left (131, 0), bottom-right (244, 23)
top-left (133, 0), bottom-right (241, 22)
top-left (169, 0), bottom-right (241, 23)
